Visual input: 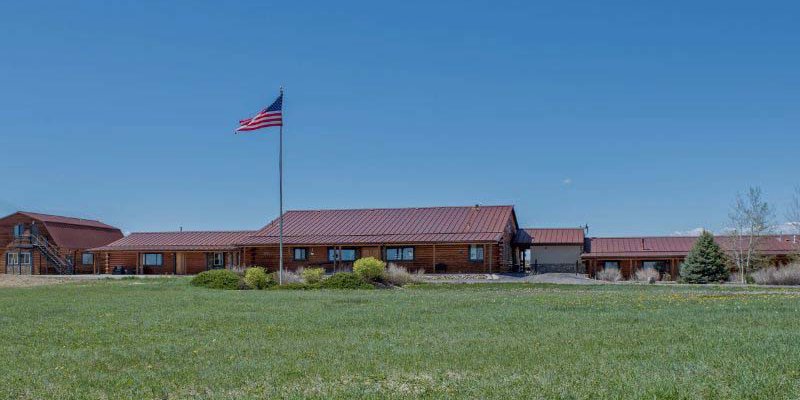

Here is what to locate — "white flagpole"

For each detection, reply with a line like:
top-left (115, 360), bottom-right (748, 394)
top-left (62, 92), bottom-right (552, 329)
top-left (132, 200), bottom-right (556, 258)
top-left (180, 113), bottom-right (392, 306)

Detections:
top-left (278, 86), bottom-right (285, 285)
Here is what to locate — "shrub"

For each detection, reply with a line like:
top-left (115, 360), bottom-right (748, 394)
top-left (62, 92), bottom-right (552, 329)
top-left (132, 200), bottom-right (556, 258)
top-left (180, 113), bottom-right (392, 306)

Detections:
top-left (596, 267), bottom-right (622, 282)
top-left (272, 270), bottom-right (303, 284)
top-left (751, 264), bottom-right (800, 285)
top-left (680, 231), bottom-right (729, 283)
top-left (662, 273), bottom-right (672, 282)
top-left (244, 267), bottom-right (274, 289)
top-left (191, 269), bottom-right (241, 290)
top-left (634, 267), bottom-right (660, 283)
top-left (353, 257), bottom-right (386, 281)
top-left (301, 267), bottom-right (325, 284)
top-left (384, 263), bottom-right (416, 286)
top-left (321, 272), bottom-right (374, 289)
top-left (274, 282), bottom-right (322, 290)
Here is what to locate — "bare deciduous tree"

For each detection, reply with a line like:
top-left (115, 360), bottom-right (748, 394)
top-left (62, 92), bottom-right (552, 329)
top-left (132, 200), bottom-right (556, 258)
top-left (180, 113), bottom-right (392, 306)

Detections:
top-left (788, 186), bottom-right (800, 233)
top-left (787, 185), bottom-right (800, 254)
top-left (728, 187), bottom-right (774, 283)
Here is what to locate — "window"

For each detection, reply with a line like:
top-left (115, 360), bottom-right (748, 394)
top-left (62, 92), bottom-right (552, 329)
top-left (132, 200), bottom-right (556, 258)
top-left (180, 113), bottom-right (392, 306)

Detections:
top-left (142, 253), bottom-right (163, 267)
top-left (13, 224), bottom-right (24, 238)
top-left (603, 261), bottom-right (620, 269)
top-left (19, 252), bottom-right (31, 266)
top-left (6, 252), bottom-right (18, 266)
top-left (328, 248), bottom-right (356, 262)
top-left (212, 252), bottom-right (225, 267)
top-left (386, 247), bottom-right (414, 261)
top-left (469, 245), bottom-right (484, 262)
top-left (642, 260), bottom-right (668, 273)
top-left (293, 248), bottom-right (308, 261)
top-left (82, 253), bottom-right (94, 265)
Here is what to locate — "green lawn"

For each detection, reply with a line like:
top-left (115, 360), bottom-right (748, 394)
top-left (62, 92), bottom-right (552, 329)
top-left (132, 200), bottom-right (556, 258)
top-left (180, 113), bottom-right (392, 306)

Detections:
top-left (1, 280), bottom-right (799, 399)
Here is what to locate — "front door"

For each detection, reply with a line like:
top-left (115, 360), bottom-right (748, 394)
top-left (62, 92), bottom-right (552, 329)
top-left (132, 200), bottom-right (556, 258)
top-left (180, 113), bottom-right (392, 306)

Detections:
top-left (176, 253), bottom-right (186, 275)
top-left (361, 247), bottom-right (381, 260)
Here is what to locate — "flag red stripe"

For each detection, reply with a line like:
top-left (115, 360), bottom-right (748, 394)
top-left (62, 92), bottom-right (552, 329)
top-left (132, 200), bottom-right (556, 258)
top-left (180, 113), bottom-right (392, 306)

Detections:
top-left (239, 112), bottom-right (281, 125)
top-left (249, 114), bottom-right (282, 124)
top-left (236, 121), bottom-right (283, 131)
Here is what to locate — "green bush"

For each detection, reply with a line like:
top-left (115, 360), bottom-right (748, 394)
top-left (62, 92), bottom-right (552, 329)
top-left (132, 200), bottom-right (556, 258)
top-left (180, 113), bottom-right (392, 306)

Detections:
top-left (353, 257), bottom-right (386, 281)
top-left (321, 272), bottom-right (374, 289)
top-left (244, 267), bottom-right (274, 289)
top-left (191, 269), bottom-right (241, 290)
top-left (301, 267), bottom-right (325, 284)
top-left (274, 282), bottom-right (322, 290)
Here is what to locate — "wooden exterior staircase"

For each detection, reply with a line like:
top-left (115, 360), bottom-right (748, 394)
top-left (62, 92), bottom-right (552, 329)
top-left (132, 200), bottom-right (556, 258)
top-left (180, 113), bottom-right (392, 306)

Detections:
top-left (12, 234), bottom-right (74, 274)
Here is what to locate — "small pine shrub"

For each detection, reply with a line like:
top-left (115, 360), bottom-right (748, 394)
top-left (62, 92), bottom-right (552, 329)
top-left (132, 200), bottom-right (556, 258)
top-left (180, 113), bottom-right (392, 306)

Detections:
top-left (634, 268), bottom-right (660, 283)
top-left (596, 267), bottom-right (622, 282)
top-left (301, 267), bottom-right (325, 284)
top-left (353, 257), bottom-right (386, 281)
top-left (321, 272), bottom-right (374, 289)
top-left (384, 263), bottom-right (416, 286)
top-left (680, 231), bottom-right (729, 283)
top-left (244, 267), bottom-right (274, 289)
top-left (191, 269), bottom-right (242, 290)
top-left (751, 264), bottom-right (800, 285)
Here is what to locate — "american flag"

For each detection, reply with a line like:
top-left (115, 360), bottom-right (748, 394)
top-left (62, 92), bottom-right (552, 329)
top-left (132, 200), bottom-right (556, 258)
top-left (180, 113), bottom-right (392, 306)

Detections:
top-left (236, 93), bottom-right (283, 132)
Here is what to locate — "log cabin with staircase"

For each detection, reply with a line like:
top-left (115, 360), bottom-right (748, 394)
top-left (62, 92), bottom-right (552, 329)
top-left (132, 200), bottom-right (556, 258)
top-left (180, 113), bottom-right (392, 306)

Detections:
top-left (1, 211), bottom-right (123, 275)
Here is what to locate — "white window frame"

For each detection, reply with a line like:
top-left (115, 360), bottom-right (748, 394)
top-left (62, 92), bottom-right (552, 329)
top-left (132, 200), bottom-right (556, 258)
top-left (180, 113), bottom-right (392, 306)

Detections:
top-left (212, 252), bottom-right (225, 267)
top-left (19, 252), bottom-right (31, 266)
top-left (6, 252), bottom-right (19, 266)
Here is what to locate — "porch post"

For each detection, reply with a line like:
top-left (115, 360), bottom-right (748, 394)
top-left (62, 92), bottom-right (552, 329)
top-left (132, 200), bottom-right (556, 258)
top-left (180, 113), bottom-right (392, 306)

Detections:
top-left (432, 244), bottom-right (436, 273)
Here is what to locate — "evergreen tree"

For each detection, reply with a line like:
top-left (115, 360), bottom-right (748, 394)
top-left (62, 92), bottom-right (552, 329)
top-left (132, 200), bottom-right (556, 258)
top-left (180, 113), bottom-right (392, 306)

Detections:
top-left (680, 231), bottom-right (730, 283)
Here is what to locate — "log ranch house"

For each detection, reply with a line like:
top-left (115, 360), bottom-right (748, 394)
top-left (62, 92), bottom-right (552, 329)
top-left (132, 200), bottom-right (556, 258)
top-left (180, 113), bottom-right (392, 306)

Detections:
top-left (2, 206), bottom-right (797, 280)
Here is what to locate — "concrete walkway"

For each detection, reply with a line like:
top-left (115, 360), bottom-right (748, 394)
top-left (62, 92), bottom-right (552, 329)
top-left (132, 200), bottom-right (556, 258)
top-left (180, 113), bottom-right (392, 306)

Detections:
top-left (419, 272), bottom-right (604, 285)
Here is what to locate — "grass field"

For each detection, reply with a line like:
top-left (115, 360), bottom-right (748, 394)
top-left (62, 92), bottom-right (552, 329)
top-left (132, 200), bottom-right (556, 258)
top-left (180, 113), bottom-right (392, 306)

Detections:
top-left (1, 279), bottom-right (799, 399)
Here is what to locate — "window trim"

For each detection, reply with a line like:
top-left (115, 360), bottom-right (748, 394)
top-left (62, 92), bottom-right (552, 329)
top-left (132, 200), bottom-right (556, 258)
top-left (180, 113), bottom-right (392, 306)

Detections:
top-left (6, 252), bottom-right (19, 266)
top-left (212, 252), bottom-right (225, 267)
top-left (385, 246), bottom-right (415, 261)
top-left (328, 248), bottom-right (357, 262)
top-left (293, 247), bottom-right (308, 261)
top-left (13, 224), bottom-right (24, 238)
top-left (19, 252), bottom-right (31, 266)
top-left (142, 253), bottom-right (163, 267)
top-left (468, 244), bottom-right (485, 262)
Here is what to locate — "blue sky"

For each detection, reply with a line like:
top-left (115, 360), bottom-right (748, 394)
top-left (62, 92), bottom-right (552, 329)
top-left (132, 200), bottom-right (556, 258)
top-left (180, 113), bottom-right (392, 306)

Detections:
top-left (1, 1), bottom-right (798, 236)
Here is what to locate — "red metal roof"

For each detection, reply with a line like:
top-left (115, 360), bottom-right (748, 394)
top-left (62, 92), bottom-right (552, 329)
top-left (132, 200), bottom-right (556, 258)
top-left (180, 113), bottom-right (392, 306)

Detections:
top-left (17, 211), bottom-right (119, 230)
top-left (516, 228), bottom-right (585, 245)
top-left (2, 211), bottom-right (124, 249)
top-left (243, 205), bottom-right (515, 245)
top-left (92, 231), bottom-right (256, 251)
top-left (47, 224), bottom-right (124, 250)
top-left (583, 235), bottom-right (799, 258)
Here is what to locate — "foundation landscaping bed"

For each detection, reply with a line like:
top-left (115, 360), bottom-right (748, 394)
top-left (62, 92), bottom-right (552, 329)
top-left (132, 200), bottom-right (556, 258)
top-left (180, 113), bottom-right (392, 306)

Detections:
top-left (191, 257), bottom-right (420, 291)
top-left (1, 276), bottom-right (800, 399)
